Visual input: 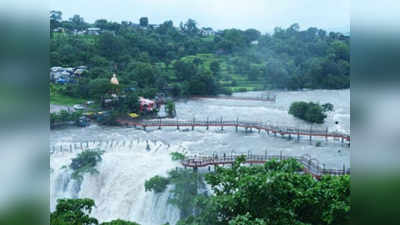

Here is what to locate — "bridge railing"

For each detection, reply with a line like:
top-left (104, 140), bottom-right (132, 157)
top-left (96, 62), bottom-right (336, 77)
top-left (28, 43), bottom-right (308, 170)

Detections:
top-left (182, 153), bottom-right (350, 177)
top-left (124, 119), bottom-right (350, 141)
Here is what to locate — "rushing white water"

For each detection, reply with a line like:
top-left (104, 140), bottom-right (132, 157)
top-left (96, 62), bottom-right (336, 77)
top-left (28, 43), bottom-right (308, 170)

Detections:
top-left (50, 89), bottom-right (350, 224)
top-left (50, 141), bottom-right (181, 225)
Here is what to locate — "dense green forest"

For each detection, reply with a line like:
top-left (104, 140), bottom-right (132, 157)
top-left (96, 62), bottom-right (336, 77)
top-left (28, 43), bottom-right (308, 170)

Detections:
top-left (50, 11), bottom-right (350, 99)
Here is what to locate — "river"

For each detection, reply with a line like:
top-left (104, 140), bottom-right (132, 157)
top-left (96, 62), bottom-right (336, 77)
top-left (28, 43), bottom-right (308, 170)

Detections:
top-left (50, 89), bottom-right (350, 225)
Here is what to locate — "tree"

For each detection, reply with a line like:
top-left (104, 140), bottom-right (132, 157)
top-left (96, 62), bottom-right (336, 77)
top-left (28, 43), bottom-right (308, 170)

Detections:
top-left (181, 19), bottom-right (199, 35)
top-left (165, 100), bottom-right (176, 117)
top-left (50, 198), bottom-right (98, 225)
top-left (50, 10), bottom-right (62, 31)
top-left (289, 101), bottom-right (327, 124)
top-left (69, 150), bottom-right (104, 181)
top-left (209, 61), bottom-right (220, 76)
top-left (101, 219), bottom-right (140, 225)
top-left (173, 60), bottom-right (197, 81)
top-left (322, 103), bottom-right (334, 112)
top-left (144, 175), bottom-right (170, 193)
top-left (88, 78), bottom-right (113, 100)
top-left (139, 17), bottom-right (149, 27)
top-left (201, 157), bottom-right (350, 225)
top-left (125, 92), bottom-right (140, 113)
top-left (69, 15), bottom-right (88, 30)
top-left (244, 29), bottom-right (261, 43)
top-left (95, 19), bottom-right (110, 30)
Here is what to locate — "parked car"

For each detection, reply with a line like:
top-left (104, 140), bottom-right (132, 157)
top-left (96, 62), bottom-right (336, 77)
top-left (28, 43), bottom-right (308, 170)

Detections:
top-left (73, 104), bottom-right (85, 110)
top-left (77, 116), bottom-right (90, 127)
top-left (86, 100), bottom-right (95, 105)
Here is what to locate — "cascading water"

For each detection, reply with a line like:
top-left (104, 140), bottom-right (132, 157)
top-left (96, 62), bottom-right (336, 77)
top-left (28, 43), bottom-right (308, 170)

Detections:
top-left (50, 90), bottom-right (351, 224)
top-left (50, 140), bottom-right (182, 225)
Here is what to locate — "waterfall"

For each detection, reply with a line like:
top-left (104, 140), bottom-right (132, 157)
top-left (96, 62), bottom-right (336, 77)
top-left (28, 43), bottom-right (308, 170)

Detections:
top-left (50, 140), bottom-right (181, 225)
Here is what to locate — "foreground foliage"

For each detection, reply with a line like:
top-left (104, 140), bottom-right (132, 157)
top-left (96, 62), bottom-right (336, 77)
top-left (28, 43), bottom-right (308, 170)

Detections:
top-left (51, 198), bottom-right (141, 225)
top-left (178, 156), bottom-right (350, 225)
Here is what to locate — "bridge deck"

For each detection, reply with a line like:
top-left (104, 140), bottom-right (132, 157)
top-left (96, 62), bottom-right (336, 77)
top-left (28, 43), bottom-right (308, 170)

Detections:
top-left (117, 119), bottom-right (350, 142)
top-left (182, 154), bottom-right (349, 179)
top-left (192, 95), bottom-right (276, 102)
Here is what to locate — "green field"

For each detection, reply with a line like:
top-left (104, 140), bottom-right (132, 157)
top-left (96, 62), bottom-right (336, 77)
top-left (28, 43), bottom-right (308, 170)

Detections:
top-left (50, 92), bottom-right (87, 106)
top-left (176, 53), bottom-right (266, 92)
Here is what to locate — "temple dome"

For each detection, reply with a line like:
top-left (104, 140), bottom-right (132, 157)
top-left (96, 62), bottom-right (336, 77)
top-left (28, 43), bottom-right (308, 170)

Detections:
top-left (110, 73), bottom-right (119, 85)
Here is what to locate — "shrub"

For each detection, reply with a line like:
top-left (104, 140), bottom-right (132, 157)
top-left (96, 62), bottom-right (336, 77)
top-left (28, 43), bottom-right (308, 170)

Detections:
top-left (170, 152), bottom-right (185, 161)
top-left (144, 175), bottom-right (170, 193)
top-left (165, 100), bottom-right (176, 117)
top-left (289, 101), bottom-right (328, 124)
top-left (221, 87), bottom-right (233, 96)
top-left (322, 103), bottom-right (334, 112)
top-left (69, 150), bottom-right (104, 181)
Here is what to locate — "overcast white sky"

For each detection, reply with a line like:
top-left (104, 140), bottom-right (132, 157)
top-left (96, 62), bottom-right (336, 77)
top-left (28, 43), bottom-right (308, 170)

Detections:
top-left (50, 0), bottom-right (350, 34)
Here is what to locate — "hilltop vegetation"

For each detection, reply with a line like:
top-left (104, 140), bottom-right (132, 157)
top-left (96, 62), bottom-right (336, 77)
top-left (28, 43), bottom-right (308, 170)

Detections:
top-left (50, 12), bottom-right (350, 100)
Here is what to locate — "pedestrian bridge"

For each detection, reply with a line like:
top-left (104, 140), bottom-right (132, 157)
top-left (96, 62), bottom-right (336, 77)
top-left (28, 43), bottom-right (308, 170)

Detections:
top-left (182, 153), bottom-right (350, 179)
top-left (117, 119), bottom-right (350, 145)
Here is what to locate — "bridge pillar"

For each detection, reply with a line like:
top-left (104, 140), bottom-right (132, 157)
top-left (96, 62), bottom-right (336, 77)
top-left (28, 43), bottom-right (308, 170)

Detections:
top-left (193, 167), bottom-right (198, 173)
top-left (177, 120), bottom-right (179, 130)
top-left (288, 133), bottom-right (291, 140)
top-left (325, 128), bottom-right (328, 142)
top-left (297, 130), bottom-right (300, 142)
top-left (236, 118), bottom-right (239, 132)
top-left (206, 117), bottom-right (209, 130)
top-left (343, 164), bottom-right (346, 175)
top-left (221, 117), bottom-right (223, 131)
top-left (143, 125), bottom-right (146, 131)
top-left (309, 135), bottom-right (312, 143)
top-left (258, 129), bottom-right (260, 134)
top-left (159, 119), bottom-right (161, 129)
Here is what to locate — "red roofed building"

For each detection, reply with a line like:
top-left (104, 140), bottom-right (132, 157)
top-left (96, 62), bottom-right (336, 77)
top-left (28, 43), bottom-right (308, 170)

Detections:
top-left (139, 97), bottom-right (156, 112)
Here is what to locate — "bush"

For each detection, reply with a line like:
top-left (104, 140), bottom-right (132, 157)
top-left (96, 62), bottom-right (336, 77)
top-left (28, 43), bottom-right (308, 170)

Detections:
top-left (322, 103), bottom-right (334, 112)
top-left (69, 150), bottom-right (104, 181)
top-left (166, 100), bottom-right (176, 117)
top-left (144, 175), bottom-right (170, 193)
top-left (237, 87), bottom-right (248, 92)
top-left (220, 87), bottom-right (233, 96)
top-left (170, 152), bottom-right (185, 161)
top-left (289, 101), bottom-right (327, 124)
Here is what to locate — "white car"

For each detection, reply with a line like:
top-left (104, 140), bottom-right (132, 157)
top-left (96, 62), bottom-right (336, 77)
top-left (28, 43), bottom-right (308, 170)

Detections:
top-left (73, 104), bottom-right (85, 110)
